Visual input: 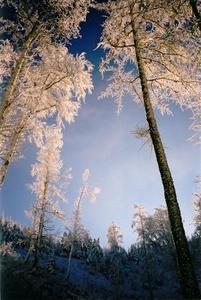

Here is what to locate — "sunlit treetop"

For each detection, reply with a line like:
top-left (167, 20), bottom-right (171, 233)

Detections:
top-left (98, 0), bottom-right (200, 117)
top-left (0, 0), bottom-right (93, 91)
top-left (0, 0), bottom-right (94, 185)
top-left (18, 44), bottom-right (93, 127)
top-left (0, 0), bottom-right (91, 49)
top-left (107, 220), bottom-right (123, 248)
top-left (26, 126), bottom-right (70, 228)
top-left (0, 43), bottom-right (93, 172)
top-left (66, 168), bottom-right (100, 243)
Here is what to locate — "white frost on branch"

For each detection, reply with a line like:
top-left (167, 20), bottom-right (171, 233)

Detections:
top-left (0, 39), bottom-right (17, 84)
top-left (98, 0), bottom-right (201, 136)
top-left (0, 0), bottom-right (93, 185)
top-left (107, 221), bottom-right (123, 249)
top-left (0, 43), bottom-right (93, 185)
top-left (26, 126), bottom-right (70, 248)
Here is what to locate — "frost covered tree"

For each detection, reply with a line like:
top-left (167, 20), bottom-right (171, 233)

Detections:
top-left (25, 126), bottom-right (70, 266)
top-left (0, 215), bottom-right (25, 249)
top-left (98, 1), bottom-right (200, 298)
top-left (143, 206), bottom-right (174, 251)
top-left (165, 0), bottom-right (201, 32)
top-left (0, 0), bottom-right (91, 130)
top-left (0, 42), bottom-right (93, 186)
top-left (194, 193), bottom-right (201, 232)
top-left (191, 177), bottom-right (201, 268)
top-left (132, 204), bottom-right (154, 299)
top-left (66, 169), bottom-right (100, 279)
top-left (107, 221), bottom-right (123, 249)
top-left (193, 177), bottom-right (201, 236)
top-left (105, 221), bottom-right (126, 297)
top-left (0, 242), bottom-right (18, 257)
top-left (153, 0), bottom-right (201, 143)
top-left (85, 238), bottom-right (103, 271)
top-left (132, 205), bottom-right (175, 252)
top-left (132, 205), bottom-right (182, 297)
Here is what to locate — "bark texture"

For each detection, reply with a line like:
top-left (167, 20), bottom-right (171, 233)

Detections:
top-left (0, 118), bottom-right (24, 186)
top-left (33, 175), bottom-right (49, 266)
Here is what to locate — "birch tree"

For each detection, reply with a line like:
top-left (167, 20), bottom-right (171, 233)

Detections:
top-left (98, 1), bottom-right (200, 298)
top-left (0, 43), bottom-right (93, 186)
top-left (66, 169), bottom-right (100, 279)
top-left (25, 126), bottom-right (69, 266)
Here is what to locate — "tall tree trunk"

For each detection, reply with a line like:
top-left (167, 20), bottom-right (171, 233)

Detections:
top-left (66, 185), bottom-right (85, 279)
top-left (25, 208), bottom-right (37, 264)
top-left (0, 117), bottom-right (25, 186)
top-left (33, 176), bottom-right (48, 267)
top-left (33, 210), bottom-right (45, 267)
top-left (129, 5), bottom-right (200, 299)
top-left (0, 97), bottom-right (56, 187)
top-left (0, 25), bottom-right (38, 131)
top-left (139, 211), bottom-right (154, 300)
top-left (66, 243), bottom-right (74, 280)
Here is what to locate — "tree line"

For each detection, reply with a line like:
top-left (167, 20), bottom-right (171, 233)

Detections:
top-left (0, 199), bottom-right (201, 299)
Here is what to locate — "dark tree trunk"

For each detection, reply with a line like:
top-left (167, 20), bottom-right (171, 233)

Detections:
top-left (33, 177), bottom-right (48, 267)
top-left (66, 186), bottom-right (85, 279)
top-left (0, 94), bottom-right (55, 187)
top-left (33, 211), bottom-right (45, 267)
top-left (189, 0), bottom-right (201, 31)
top-left (139, 212), bottom-right (154, 300)
top-left (0, 118), bottom-right (24, 186)
top-left (129, 5), bottom-right (200, 299)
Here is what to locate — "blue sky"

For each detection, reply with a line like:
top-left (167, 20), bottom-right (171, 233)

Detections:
top-left (1, 8), bottom-right (201, 248)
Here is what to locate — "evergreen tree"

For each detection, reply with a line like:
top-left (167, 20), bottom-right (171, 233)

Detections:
top-left (85, 238), bottom-right (103, 271)
top-left (132, 205), bottom-right (154, 299)
top-left (106, 221), bottom-right (126, 297)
